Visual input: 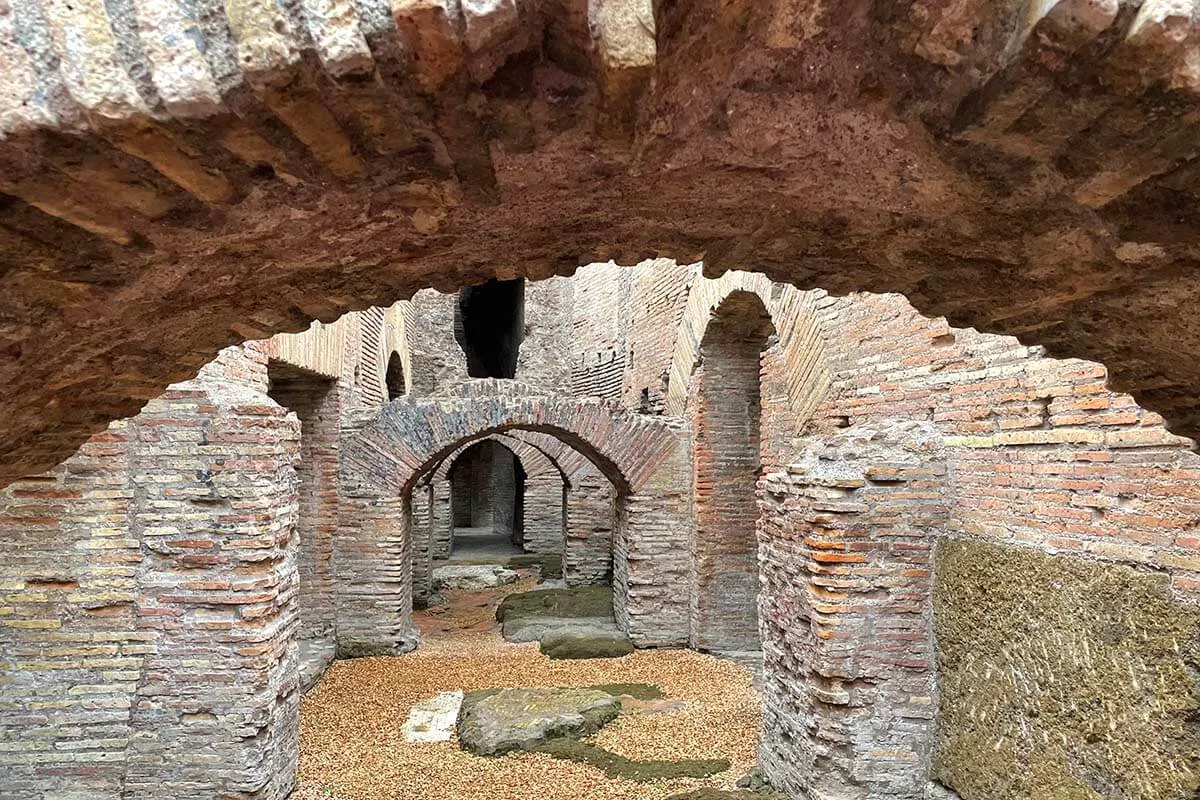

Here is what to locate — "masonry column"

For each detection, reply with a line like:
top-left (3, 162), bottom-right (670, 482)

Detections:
top-left (616, 432), bottom-right (692, 647)
top-left (758, 421), bottom-right (946, 800)
top-left (124, 377), bottom-right (302, 799)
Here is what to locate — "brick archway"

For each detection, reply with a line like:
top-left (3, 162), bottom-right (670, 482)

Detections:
top-left (409, 432), bottom-right (572, 602)
top-left (663, 271), bottom-right (831, 433)
top-left (342, 380), bottom-right (680, 495)
top-left (336, 380), bottom-right (692, 655)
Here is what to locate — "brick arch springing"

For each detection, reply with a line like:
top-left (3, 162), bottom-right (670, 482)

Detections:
top-left (342, 380), bottom-right (681, 496)
top-left (663, 271), bottom-right (832, 437)
top-left (336, 380), bottom-right (692, 655)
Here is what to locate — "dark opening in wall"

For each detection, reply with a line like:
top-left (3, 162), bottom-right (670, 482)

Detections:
top-left (455, 278), bottom-right (525, 378)
top-left (447, 440), bottom-right (524, 556)
top-left (385, 351), bottom-right (406, 400)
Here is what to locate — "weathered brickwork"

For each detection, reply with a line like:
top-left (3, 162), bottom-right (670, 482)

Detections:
top-left (791, 290), bottom-right (1200, 798)
top-left (9, 261), bottom-right (1200, 800)
top-left (0, 306), bottom-right (404, 799)
top-left (0, 354), bottom-right (302, 800)
top-left (622, 258), bottom-right (697, 413)
top-left (690, 292), bottom-right (774, 653)
top-left (266, 366), bottom-right (339, 690)
top-left (758, 421), bottom-right (945, 800)
top-left (342, 381), bottom-right (688, 646)
top-left (808, 291), bottom-right (1200, 595)
top-left (571, 262), bottom-right (630, 400)
top-left (565, 462), bottom-right (617, 586)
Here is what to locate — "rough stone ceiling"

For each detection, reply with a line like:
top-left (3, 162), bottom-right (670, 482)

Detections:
top-left (3, 0), bottom-right (1200, 483)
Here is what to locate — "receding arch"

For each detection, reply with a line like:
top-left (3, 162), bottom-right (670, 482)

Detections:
top-left (337, 381), bottom-right (692, 654)
top-left (663, 270), bottom-right (831, 426)
top-left (690, 290), bottom-right (776, 653)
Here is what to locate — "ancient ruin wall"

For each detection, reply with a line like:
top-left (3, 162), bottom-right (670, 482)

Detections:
top-left (516, 276), bottom-right (575, 395)
top-left (805, 290), bottom-right (1200, 798)
top-left (0, 348), bottom-right (302, 800)
top-left (571, 262), bottom-right (630, 400)
top-left (809, 291), bottom-right (1200, 595)
top-left (758, 421), bottom-right (944, 800)
top-left (565, 461), bottom-right (618, 586)
top-left (934, 539), bottom-right (1200, 800)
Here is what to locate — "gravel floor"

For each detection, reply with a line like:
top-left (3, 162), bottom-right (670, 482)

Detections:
top-left (295, 581), bottom-right (762, 800)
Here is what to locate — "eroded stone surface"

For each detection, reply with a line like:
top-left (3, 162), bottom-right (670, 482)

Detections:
top-left (402, 690), bottom-right (464, 743)
top-left (432, 563), bottom-right (519, 589)
top-left (456, 687), bottom-right (621, 756)
top-left (9, 3), bottom-right (1200, 486)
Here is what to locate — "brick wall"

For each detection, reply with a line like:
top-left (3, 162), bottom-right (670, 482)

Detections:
top-left (622, 258), bottom-right (697, 412)
top-left (266, 365), bottom-right (340, 689)
top-left (690, 292), bottom-right (774, 653)
top-left (571, 262), bottom-right (629, 399)
top-left (0, 350), bottom-right (302, 800)
top-left (758, 421), bottom-right (944, 800)
top-left (565, 462), bottom-right (616, 585)
top-left (808, 291), bottom-right (1200, 596)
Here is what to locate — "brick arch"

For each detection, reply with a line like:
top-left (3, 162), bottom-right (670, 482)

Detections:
top-left (664, 271), bottom-right (831, 423)
top-left (343, 380), bottom-right (681, 496)
top-left (426, 431), bottom-right (566, 486)
top-left (337, 380), bottom-right (692, 657)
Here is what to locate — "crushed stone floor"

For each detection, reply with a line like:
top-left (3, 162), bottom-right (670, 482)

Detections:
top-left (295, 574), bottom-right (762, 800)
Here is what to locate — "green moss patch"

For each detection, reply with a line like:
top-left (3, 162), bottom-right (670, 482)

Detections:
top-left (933, 539), bottom-right (1200, 800)
top-left (495, 586), bottom-right (613, 623)
top-left (533, 737), bottom-right (730, 782)
top-left (506, 554), bottom-right (564, 579)
top-left (540, 631), bottom-right (634, 659)
top-left (586, 683), bottom-right (664, 700)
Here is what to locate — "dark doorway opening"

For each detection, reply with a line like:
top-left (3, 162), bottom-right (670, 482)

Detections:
top-left (455, 278), bottom-right (525, 378)
top-left (447, 440), bottom-right (525, 558)
top-left (386, 351), bottom-right (406, 400)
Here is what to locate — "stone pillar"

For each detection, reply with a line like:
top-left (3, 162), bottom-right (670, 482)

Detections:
top-left (334, 489), bottom-right (419, 657)
top-left (432, 480), bottom-right (452, 558)
top-left (616, 434), bottom-right (692, 647)
top-left (411, 483), bottom-right (435, 606)
top-left (758, 421), bottom-right (945, 800)
top-left (522, 471), bottom-right (565, 555)
top-left (0, 372), bottom-right (304, 800)
top-left (564, 463), bottom-right (616, 585)
top-left (123, 382), bottom-right (301, 799)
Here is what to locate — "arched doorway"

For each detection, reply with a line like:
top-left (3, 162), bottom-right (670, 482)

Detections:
top-left (445, 439), bottom-right (526, 559)
top-left (692, 291), bottom-right (775, 654)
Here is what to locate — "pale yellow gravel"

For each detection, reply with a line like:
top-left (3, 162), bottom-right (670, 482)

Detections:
top-left (296, 628), bottom-right (761, 800)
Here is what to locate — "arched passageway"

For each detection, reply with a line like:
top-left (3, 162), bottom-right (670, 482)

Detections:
top-left (336, 381), bottom-right (690, 655)
top-left (444, 439), bottom-right (526, 557)
top-left (691, 291), bottom-right (775, 654)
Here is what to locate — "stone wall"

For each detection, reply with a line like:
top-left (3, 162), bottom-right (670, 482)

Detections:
top-left (571, 262), bottom-right (629, 399)
top-left (406, 290), bottom-right (470, 396)
top-left (565, 462), bottom-right (617, 585)
top-left (690, 292), bottom-right (773, 653)
top-left (799, 290), bottom-right (1200, 799)
top-left (934, 539), bottom-right (1200, 800)
top-left (0, 351), bottom-right (301, 800)
top-left (758, 421), bottom-right (944, 800)
top-left (516, 277), bottom-right (575, 394)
